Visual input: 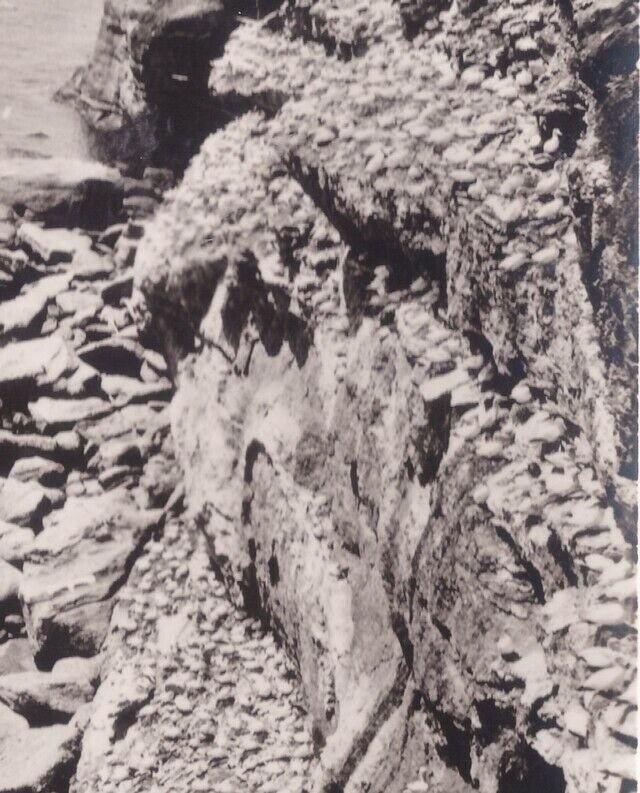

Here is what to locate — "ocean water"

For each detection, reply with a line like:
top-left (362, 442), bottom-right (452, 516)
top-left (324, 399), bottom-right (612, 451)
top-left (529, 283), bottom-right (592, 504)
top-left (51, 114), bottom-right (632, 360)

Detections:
top-left (0, 0), bottom-right (103, 161)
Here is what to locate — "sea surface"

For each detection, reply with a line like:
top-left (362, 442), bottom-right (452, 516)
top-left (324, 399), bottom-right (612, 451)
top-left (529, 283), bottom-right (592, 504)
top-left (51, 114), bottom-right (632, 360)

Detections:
top-left (0, 0), bottom-right (103, 161)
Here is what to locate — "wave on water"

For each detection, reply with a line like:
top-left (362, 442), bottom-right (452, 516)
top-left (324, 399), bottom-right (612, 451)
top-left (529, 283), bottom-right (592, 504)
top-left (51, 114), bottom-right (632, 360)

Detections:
top-left (0, 0), bottom-right (103, 162)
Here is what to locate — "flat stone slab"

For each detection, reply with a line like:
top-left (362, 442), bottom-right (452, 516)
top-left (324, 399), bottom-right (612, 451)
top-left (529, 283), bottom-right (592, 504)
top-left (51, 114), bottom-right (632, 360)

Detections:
top-left (0, 157), bottom-right (122, 223)
top-left (0, 702), bottom-right (28, 738)
top-left (0, 656), bottom-right (98, 724)
top-left (101, 374), bottom-right (173, 404)
top-left (8, 457), bottom-right (66, 487)
top-left (17, 224), bottom-right (91, 264)
top-left (20, 492), bottom-right (162, 666)
top-left (0, 273), bottom-right (72, 336)
top-left (0, 522), bottom-right (35, 565)
top-left (76, 403), bottom-right (170, 447)
top-left (28, 397), bottom-right (114, 431)
top-left (0, 721), bottom-right (79, 793)
top-left (0, 478), bottom-right (52, 529)
top-left (55, 289), bottom-right (103, 318)
top-left (71, 248), bottom-right (116, 281)
top-left (0, 429), bottom-right (82, 473)
top-left (0, 559), bottom-right (22, 608)
top-left (0, 336), bottom-right (78, 398)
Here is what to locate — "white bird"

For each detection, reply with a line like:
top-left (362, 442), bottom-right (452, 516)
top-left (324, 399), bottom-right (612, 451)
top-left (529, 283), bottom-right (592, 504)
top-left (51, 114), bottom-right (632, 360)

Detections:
top-left (543, 128), bottom-right (562, 154)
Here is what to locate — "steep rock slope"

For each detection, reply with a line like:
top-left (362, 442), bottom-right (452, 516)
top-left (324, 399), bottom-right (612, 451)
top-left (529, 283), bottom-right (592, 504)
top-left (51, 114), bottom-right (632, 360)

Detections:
top-left (107, 0), bottom-right (640, 790)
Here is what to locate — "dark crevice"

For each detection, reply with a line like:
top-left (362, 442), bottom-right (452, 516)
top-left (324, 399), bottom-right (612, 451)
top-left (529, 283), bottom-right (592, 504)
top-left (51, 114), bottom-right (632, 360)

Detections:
top-left (342, 540), bottom-right (361, 557)
top-left (395, 0), bottom-right (453, 39)
top-left (138, 296), bottom-right (198, 380)
top-left (431, 616), bottom-right (451, 643)
top-left (474, 699), bottom-right (516, 747)
top-left (415, 395), bottom-right (451, 486)
top-left (349, 460), bottom-right (360, 503)
top-left (285, 312), bottom-right (313, 367)
top-left (268, 548), bottom-right (280, 586)
top-left (244, 439), bottom-right (271, 484)
top-left (285, 153), bottom-right (448, 313)
top-left (209, 250), bottom-right (312, 368)
top-left (0, 433), bottom-right (84, 477)
top-left (463, 330), bottom-right (525, 395)
top-left (546, 531), bottom-right (579, 587)
top-left (112, 689), bottom-right (154, 742)
top-left (497, 741), bottom-right (566, 793)
top-left (423, 701), bottom-right (474, 783)
top-left (13, 704), bottom-right (74, 728)
top-left (534, 90), bottom-right (587, 159)
top-left (391, 612), bottom-right (414, 671)
top-left (494, 526), bottom-right (546, 605)
top-left (239, 558), bottom-right (263, 618)
top-left (554, 0), bottom-right (576, 30)
top-left (241, 496), bottom-right (252, 525)
top-left (102, 518), bottom-right (164, 603)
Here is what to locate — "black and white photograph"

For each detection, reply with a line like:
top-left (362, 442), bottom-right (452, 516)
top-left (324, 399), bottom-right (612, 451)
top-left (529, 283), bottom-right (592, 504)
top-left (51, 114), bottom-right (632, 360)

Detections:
top-left (0, 1), bottom-right (637, 791)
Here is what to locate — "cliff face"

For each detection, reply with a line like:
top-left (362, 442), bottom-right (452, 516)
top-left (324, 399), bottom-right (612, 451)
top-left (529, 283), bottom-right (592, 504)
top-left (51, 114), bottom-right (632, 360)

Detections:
top-left (77, 0), bottom-right (638, 790)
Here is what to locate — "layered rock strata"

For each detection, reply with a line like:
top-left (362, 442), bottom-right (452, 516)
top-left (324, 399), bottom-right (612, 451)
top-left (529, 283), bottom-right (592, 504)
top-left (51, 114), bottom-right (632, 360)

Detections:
top-left (126, 0), bottom-right (637, 791)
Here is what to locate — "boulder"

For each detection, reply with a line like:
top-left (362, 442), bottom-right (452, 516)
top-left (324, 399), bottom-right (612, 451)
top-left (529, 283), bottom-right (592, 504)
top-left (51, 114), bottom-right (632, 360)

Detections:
top-left (0, 158), bottom-right (122, 227)
top-left (0, 702), bottom-right (29, 738)
top-left (70, 248), bottom-right (115, 281)
top-left (0, 274), bottom-right (72, 336)
top-left (17, 224), bottom-right (91, 265)
top-left (75, 403), bottom-right (170, 447)
top-left (0, 479), bottom-right (51, 529)
top-left (0, 656), bottom-right (98, 724)
top-left (100, 374), bottom-right (172, 404)
top-left (55, 289), bottom-right (103, 319)
top-left (0, 522), bottom-right (35, 565)
top-left (20, 492), bottom-right (162, 666)
top-left (0, 560), bottom-right (22, 611)
top-left (28, 397), bottom-right (114, 431)
top-left (0, 335), bottom-right (78, 396)
top-left (8, 457), bottom-right (66, 488)
top-left (0, 639), bottom-right (37, 676)
top-left (87, 437), bottom-right (144, 472)
top-left (97, 465), bottom-right (135, 490)
top-left (0, 721), bottom-right (80, 793)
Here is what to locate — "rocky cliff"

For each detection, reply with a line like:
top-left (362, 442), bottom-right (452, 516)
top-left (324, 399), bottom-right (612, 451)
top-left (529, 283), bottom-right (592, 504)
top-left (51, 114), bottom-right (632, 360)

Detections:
top-left (69, 0), bottom-right (638, 791)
